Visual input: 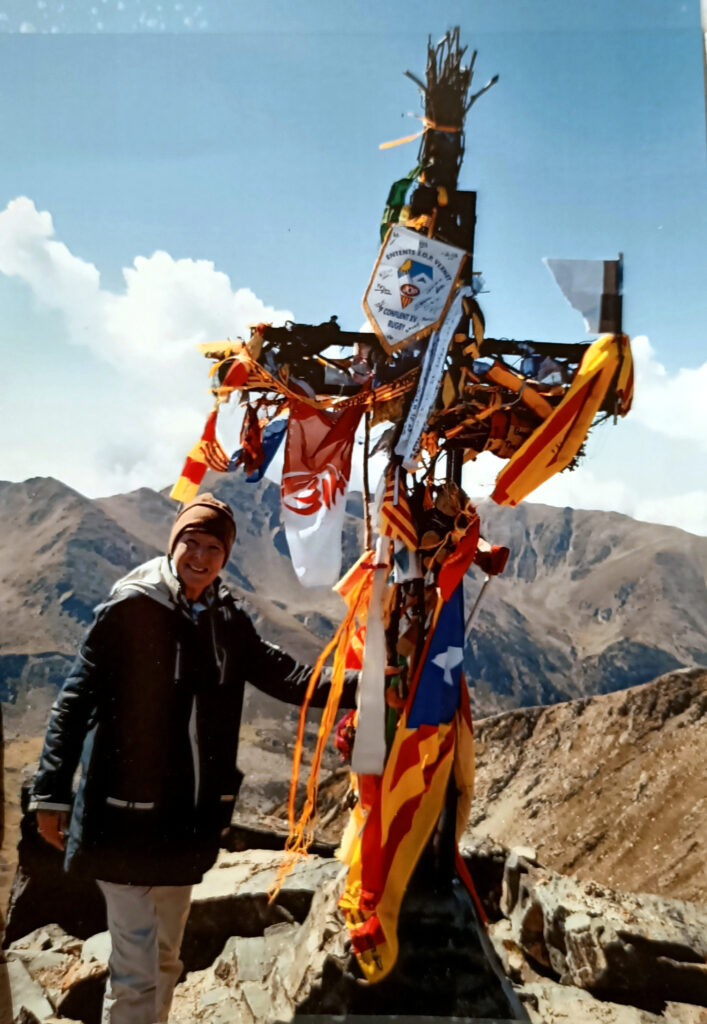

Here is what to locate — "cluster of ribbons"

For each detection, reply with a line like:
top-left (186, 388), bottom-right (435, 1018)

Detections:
top-left (173, 331), bottom-right (633, 520)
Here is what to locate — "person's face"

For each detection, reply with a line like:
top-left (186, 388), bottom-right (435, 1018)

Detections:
top-left (172, 529), bottom-right (226, 600)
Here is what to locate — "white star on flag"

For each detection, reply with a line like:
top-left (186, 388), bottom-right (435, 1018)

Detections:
top-left (431, 645), bottom-right (464, 685)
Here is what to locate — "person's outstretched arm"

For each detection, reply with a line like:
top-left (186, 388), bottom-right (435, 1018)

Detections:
top-left (235, 607), bottom-right (358, 709)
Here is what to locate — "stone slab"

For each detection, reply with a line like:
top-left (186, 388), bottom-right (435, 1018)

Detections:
top-left (4, 957), bottom-right (56, 1021)
top-left (518, 981), bottom-right (665, 1024)
top-left (192, 850), bottom-right (341, 904)
top-left (81, 931), bottom-right (111, 963)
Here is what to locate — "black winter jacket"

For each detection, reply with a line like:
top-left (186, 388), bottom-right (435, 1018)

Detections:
top-left (31, 556), bottom-right (354, 885)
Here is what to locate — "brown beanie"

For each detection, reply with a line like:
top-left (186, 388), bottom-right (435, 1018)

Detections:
top-left (168, 494), bottom-right (236, 566)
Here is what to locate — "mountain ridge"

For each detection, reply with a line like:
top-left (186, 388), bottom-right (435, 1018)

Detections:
top-left (0, 474), bottom-right (705, 714)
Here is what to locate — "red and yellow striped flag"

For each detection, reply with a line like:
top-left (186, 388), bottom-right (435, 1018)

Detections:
top-left (339, 585), bottom-right (479, 982)
top-left (491, 333), bottom-right (633, 506)
top-left (170, 409), bottom-right (225, 503)
top-left (380, 467), bottom-right (418, 551)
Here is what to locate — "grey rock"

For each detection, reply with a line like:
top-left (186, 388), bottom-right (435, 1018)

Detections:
top-left (197, 987), bottom-right (255, 1024)
top-left (181, 848), bottom-right (341, 974)
top-left (519, 980), bottom-right (664, 1023)
top-left (7, 923), bottom-right (81, 957)
top-left (11, 1013), bottom-right (82, 1024)
top-left (231, 934), bottom-right (279, 983)
top-left (7, 923), bottom-right (109, 1024)
top-left (10, 835), bottom-right (707, 1024)
top-left (502, 858), bottom-right (707, 1011)
top-left (170, 853), bottom-right (347, 1023)
top-left (4, 958), bottom-right (55, 1021)
top-left (170, 857), bottom-right (353, 1023)
top-left (199, 986), bottom-right (232, 1008)
top-left (5, 951), bottom-right (72, 974)
top-left (53, 958), bottom-right (108, 1023)
top-left (242, 979), bottom-right (276, 1019)
top-left (663, 1003), bottom-right (707, 1024)
top-left (191, 849), bottom-right (341, 905)
top-left (81, 931), bottom-right (111, 964)
top-left (510, 845), bottom-right (538, 865)
top-left (459, 832), bottom-right (511, 923)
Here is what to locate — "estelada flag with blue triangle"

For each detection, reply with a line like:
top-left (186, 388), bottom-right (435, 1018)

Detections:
top-left (339, 583), bottom-right (480, 982)
top-left (408, 584), bottom-right (465, 728)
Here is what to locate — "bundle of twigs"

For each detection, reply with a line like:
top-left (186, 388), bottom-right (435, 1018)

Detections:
top-left (406, 27), bottom-right (498, 182)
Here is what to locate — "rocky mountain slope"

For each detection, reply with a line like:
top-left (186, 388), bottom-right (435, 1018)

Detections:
top-left (463, 666), bottom-right (707, 903)
top-left (465, 498), bottom-right (707, 709)
top-left (0, 474), bottom-right (705, 714)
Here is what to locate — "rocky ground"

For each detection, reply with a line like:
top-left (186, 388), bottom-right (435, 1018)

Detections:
top-left (1, 667), bottom-right (705, 1021)
top-left (2, 842), bottom-right (706, 1023)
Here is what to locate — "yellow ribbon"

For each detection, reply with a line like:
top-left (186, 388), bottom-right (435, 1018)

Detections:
top-left (380, 116), bottom-right (461, 151)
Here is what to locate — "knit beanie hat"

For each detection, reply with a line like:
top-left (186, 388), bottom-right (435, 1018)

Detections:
top-left (168, 493), bottom-right (236, 566)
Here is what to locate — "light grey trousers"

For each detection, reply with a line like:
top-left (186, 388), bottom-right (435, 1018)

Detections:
top-left (97, 880), bottom-right (192, 1024)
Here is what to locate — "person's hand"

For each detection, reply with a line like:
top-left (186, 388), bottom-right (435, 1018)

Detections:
top-left (36, 810), bottom-right (68, 851)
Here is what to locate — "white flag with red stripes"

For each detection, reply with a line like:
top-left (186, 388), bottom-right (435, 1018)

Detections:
top-left (281, 400), bottom-right (363, 587)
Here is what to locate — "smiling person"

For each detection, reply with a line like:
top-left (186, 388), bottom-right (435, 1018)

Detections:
top-left (30, 493), bottom-right (355, 1024)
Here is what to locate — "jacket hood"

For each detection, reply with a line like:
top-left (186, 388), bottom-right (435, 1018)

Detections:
top-left (110, 555), bottom-right (181, 611)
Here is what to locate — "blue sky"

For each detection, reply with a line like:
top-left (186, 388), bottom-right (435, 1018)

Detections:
top-left (0, 0), bottom-right (705, 534)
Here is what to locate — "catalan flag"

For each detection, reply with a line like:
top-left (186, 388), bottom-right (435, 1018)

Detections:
top-left (170, 409), bottom-right (222, 503)
top-left (491, 333), bottom-right (633, 506)
top-left (379, 466), bottom-right (418, 551)
top-left (220, 353), bottom-right (250, 390)
top-left (340, 584), bottom-right (473, 982)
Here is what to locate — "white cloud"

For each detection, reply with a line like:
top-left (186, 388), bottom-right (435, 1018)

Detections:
top-left (0, 198), bottom-right (100, 319)
top-left (464, 457), bottom-right (707, 537)
top-left (631, 335), bottom-right (707, 450)
top-left (0, 198), bottom-right (291, 380)
top-left (0, 197), bottom-right (293, 497)
top-left (633, 491), bottom-right (707, 538)
top-left (462, 431), bottom-right (707, 537)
